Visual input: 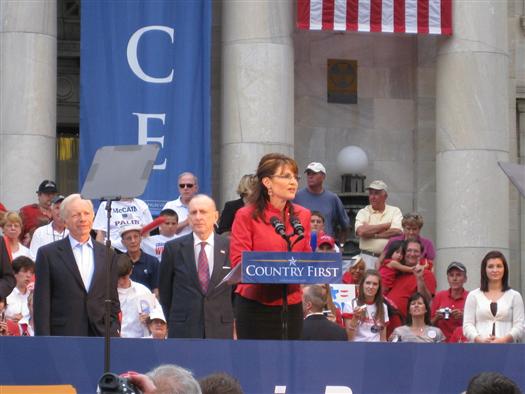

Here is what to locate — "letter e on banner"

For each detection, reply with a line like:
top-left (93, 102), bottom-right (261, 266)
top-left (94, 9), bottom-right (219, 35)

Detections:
top-left (127, 25), bottom-right (174, 83)
top-left (133, 112), bottom-right (167, 170)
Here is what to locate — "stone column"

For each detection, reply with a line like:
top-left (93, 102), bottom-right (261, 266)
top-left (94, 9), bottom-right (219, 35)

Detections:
top-left (519, 100), bottom-right (525, 295)
top-left (435, 1), bottom-right (509, 289)
top-left (0, 1), bottom-right (57, 210)
top-left (220, 0), bottom-right (294, 204)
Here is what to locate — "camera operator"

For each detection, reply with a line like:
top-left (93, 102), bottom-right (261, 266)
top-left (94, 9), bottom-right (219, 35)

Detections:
top-left (431, 261), bottom-right (468, 342)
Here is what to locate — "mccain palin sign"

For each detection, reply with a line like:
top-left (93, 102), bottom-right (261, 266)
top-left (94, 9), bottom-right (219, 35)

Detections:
top-left (241, 252), bottom-right (342, 284)
top-left (80, 0), bottom-right (211, 214)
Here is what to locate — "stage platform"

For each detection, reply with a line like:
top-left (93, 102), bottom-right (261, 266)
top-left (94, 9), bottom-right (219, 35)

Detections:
top-left (0, 337), bottom-right (523, 393)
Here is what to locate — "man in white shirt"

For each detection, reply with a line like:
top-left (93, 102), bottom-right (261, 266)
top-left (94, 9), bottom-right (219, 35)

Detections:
top-left (30, 195), bottom-right (68, 259)
top-left (162, 172), bottom-right (198, 239)
top-left (117, 255), bottom-right (163, 338)
top-left (142, 209), bottom-right (178, 261)
top-left (93, 198), bottom-right (153, 252)
top-left (355, 180), bottom-right (403, 269)
top-left (6, 256), bottom-right (34, 324)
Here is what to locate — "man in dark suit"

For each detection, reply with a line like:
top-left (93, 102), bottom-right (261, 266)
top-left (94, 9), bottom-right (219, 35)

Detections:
top-left (159, 194), bottom-right (234, 338)
top-left (34, 194), bottom-right (120, 336)
top-left (301, 285), bottom-right (347, 341)
top-left (0, 237), bottom-right (15, 298)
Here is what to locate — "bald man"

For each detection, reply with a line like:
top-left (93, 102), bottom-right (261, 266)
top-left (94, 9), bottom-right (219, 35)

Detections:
top-left (159, 194), bottom-right (234, 338)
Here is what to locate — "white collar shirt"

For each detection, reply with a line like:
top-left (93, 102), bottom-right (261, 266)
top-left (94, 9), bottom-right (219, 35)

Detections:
top-left (69, 235), bottom-right (95, 291)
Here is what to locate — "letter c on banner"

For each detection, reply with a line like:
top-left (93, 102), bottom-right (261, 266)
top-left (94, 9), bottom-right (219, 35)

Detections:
top-left (127, 25), bottom-right (174, 83)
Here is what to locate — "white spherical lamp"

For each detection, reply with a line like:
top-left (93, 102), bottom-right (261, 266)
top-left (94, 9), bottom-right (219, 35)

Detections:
top-left (336, 146), bottom-right (368, 174)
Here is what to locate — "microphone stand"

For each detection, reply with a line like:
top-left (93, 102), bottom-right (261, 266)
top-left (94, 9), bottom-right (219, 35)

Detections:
top-left (277, 232), bottom-right (304, 340)
top-left (102, 197), bottom-right (120, 373)
top-left (281, 238), bottom-right (291, 340)
top-left (271, 216), bottom-right (304, 340)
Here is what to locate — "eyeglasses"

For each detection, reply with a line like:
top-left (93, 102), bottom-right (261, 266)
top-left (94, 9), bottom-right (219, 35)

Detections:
top-left (179, 184), bottom-right (194, 189)
top-left (270, 174), bottom-right (301, 182)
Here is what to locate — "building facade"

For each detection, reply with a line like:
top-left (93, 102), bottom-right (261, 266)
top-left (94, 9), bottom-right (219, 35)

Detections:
top-left (1, 0), bottom-right (524, 291)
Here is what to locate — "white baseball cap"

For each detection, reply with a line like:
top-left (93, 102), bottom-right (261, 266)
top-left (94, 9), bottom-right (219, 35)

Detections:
top-left (366, 180), bottom-right (388, 192)
top-left (305, 162), bottom-right (326, 174)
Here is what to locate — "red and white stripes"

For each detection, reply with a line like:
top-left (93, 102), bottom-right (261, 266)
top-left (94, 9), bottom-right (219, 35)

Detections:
top-left (297, 0), bottom-right (452, 35)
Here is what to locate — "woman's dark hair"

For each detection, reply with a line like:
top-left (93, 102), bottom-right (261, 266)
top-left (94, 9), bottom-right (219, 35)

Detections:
top-left (405, 292), bottom-right (431, 326)
top-left (480, 250), bottom-right (510, 292)
top-left (356, 269), bottom-right (385, 324)
top-left (384, 297), bottom-right (405, 326)
top-left (466, 371), bottom-right (522, 394)
top-left (249, 153), bottom-right (299, 222)
top-left (385, 240), bottom-right (406, 260)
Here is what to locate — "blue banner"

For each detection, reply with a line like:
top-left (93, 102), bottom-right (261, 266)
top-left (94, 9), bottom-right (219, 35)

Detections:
top-left (242, 252), bottom-right (342, 284)
top-left (0, 338), bottom-right (524, 394)
top-left (80, 0), bottom-right (211, 214)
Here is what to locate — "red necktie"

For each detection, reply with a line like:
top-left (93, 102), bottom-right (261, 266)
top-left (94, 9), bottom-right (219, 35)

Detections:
top-left (198, 242), bottom-right (210, 293)
top-left (20, 323), bottom-right (29, 336)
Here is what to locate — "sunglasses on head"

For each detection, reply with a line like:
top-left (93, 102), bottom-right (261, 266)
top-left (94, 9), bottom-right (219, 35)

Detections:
top-left (179, 183), bottom-right (194, 189)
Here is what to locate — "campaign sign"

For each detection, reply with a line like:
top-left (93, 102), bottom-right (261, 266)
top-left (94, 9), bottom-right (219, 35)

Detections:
top-left (330, 284), bottom-right (356, 312)
top-left (241, 251), bottom-right (342, 284)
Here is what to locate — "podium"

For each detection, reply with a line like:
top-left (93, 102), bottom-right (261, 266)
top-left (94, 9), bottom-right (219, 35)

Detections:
top-left (239, 251), bottom-right (342, 339)
top-left (241, 251), bottom-right (342, 284)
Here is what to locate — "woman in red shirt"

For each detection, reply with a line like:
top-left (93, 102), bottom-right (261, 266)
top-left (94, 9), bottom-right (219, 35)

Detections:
top-left (230, 153), bottom-right (311, 339)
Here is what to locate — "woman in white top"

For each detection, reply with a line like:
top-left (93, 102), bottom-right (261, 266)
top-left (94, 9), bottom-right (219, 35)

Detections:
top-left (463, 250), bottom-right (524, 343)
top-left (1, 212), bottom-right (31, 259)
top-left (344, 269), bottom-right (389, 342)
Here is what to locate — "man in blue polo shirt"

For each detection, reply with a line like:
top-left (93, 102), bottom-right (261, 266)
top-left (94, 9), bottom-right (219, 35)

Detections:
top-left (294, 162), bottom-right (350, 244)
top-left (120, 225), bottom-right (159, 297)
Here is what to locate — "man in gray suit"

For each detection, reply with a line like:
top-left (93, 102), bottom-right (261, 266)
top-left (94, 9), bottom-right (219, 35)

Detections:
top-left (159, 194), bottom-right (234, 338)
top-left (34, 194), bottom-right (120, 336)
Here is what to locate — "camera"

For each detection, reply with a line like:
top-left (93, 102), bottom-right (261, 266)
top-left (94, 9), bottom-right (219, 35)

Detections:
top-left (97, 372), bottom-right (143, 394)
top-left (438, 307), bottom-right (452, 320)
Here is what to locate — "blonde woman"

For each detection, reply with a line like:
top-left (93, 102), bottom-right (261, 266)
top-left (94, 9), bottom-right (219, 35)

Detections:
top-left (2, 212), bottom-right (30, 259)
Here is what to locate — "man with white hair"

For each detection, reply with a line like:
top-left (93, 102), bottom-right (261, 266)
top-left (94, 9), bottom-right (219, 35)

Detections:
top-left (29, 195), bottom-right (69, 259)
top-left (355, 180), bottom-right (403, 269)
top-left (34, 194), bottom-right (120, 336)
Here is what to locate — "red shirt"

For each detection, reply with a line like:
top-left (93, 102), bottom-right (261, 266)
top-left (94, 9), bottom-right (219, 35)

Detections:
top-left (378, 259), bottom-right (398, 292)
top-left (387, 270), bottom-right (437, 319)
top-left (230, 203), bottom-right (311, 306)
top-left (342, 271), bottom-right (357, 285)
top-left (380, 258), bottom-right (433, 295)
top-left (431, 288), bottom-right (468, 342)
top-left (19, 203), bottom-right (51, 238)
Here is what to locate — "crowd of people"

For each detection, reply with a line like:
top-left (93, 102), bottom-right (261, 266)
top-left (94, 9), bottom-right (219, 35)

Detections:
top-left (0, 153), bottom-right (524, 345)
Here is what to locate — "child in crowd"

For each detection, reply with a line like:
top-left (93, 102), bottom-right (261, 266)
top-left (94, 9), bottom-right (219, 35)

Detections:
top-left (379, 240), bottom-right (431, 295)
top-left (142, 209), bottom-right (179, 262)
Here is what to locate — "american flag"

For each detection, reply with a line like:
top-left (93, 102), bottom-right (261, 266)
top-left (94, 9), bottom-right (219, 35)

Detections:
top-left (297, 0), bottom-right (452, 35)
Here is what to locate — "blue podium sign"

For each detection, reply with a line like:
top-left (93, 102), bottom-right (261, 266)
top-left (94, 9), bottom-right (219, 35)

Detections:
top-left (241, 251), bottom-right (342, 284)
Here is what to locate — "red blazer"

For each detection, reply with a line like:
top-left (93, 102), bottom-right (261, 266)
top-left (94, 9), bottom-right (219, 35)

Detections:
top-left (230, 202), bottom-right (311, 306)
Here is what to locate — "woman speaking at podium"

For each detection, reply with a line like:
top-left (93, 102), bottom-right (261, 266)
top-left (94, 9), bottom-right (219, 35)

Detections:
top-left (230, 153), bottom-right (311, 339)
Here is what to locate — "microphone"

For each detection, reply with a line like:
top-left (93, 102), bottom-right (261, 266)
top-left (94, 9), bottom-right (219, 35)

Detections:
top-left (270, 216), bottom-right (287, 239)
top-left (290, 216), bottom-right (305, 238)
